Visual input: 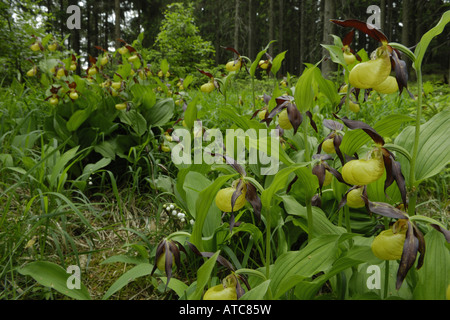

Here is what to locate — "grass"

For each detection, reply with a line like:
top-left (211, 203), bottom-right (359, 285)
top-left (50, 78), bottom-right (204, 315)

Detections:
top-left (0, 72), bottom-right (449, 300)
top-left (0, 182), bottom-right (175, 299)
top-left (415, 166), bottom-right (449, 220)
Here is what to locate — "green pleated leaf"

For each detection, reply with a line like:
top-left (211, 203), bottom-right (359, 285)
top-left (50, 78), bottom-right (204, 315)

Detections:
top-left (81, 157), bottom-right (111, 180)
top-left (130, 83), bottom-right (156, 109)
top-left (183, 95), bottom-right (199, 130)
top-left (189, 174), bottom-right (237, 251)
top-left (294, 65), bottom-right (316, 113)
top-left (269, 234), bottom-right (341, 299)
top-left (183, 74), bottom-right (194, 89)
top-left (160, 277), bottom-right (189, 299)
top-left (395, 110), bottom-right (450, 187)
top-left (18, 261), bottom-right (91, 300)
top-left (183, 171), bottom-right (222, 238)
top-left (119, 109), bottom-right (147, 136)
top-left (145, 98), bottom-right (174, 127)
top-left (413, 229), bottom-right (450, 300)
top-left (389, 42), bottom-right (416, 64)
top-left (295, 256), bottom-right (367, 300)
top-left (160, 59), bottom-right (169, 74)
top-left (414, 10), bottom-right (450, 71)
top-left (347, 260), bottom-right (413, 300)
top-left (293, 166), bottom-right (320, 199)
top-left (189, 250), bottom-right (220, 300)
top-left (49, 146), bottom-right (80, 190)
top-left (383, 143), bottom-right (412, 163)
top-left (94, 139), bottom-right (117, 160)
top-left (249, 40), bottom-right (276, 77)
top-left (102, 263), bottom-right (154, 300)
top-left (66, 107), bottom-right (92, 132)
top-left (219, 107), bottom-right (266, 131)
top-left (271, 50), bottom-right (287, 76)
top-left (366, 170), bottom-right (401, 205)
top-left (282, 195), bottom-right (346, 236)
top-left (321, 43), bottom-right (345, 67)
top-left (340, 114), bottom-right (414, 156)
top-left (312, 66), bottom-right (340, 106)
top-left (100, 254), bottom-right (146, 265)
top-left (114, 62), bottom-right (132, 80)
top-left (260, 163), bottom-right (311, 209)
top-left (240, 280), bottom-right (271, 300)
top-left (53, 114), bottom-right (71, 142)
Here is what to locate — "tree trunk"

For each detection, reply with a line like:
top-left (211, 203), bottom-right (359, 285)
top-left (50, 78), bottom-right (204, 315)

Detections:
top-left (401, 0), bottom-right (411, 47)
top-left (234, 0), bottom-right (240, 52)
top-left (60, 0), bottom-right (64, 38)
top-left (386, 0), bottom-right (393, 40)
top-left (68, 0), bottom-right (80, 73)
top-left (415, 0), bottom-right (423, 44)
top-left (380, 0), bottom-right (386, 32)
top-left (321, 0), bottom-right (336, 78)
top-left (313, 0), bottom-right (323, 63)
top-left (299, 0), bottom-right (306, 74)
top-left (448, 56), bottom-right (450, 84)
top-left (104, 9), bottom-right (108, 50)
top-left (278, 0), bottom-right (284, 74)
top-left (137, 0), bottom-right (143, 34)
top-left (94, 2), bottom-right (99, 51)
top-left (215, 3), bottom-right (221, 65)
top-left (248, 0), bottom-right (253, 59)
top-left (278, 0), bottom-right (283, 51)
top-left (402, 0), bottom-right (413, 79)
top-left (87, 1), bottom-right (91, 57)
top-left (269, 0), bottom-right (274, 56)
top-left (46, 0), bottom-right (52, 33)
top-left (114, 0), bottom-right (121, 49)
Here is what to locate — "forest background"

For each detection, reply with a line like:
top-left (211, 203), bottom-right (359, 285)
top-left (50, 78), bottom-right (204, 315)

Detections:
top-left (1, 0), bottom-right (449, 84)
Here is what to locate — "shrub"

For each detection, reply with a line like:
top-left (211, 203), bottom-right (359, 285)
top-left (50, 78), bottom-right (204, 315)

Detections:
top-left (149, 2), bottom-right (216, 78)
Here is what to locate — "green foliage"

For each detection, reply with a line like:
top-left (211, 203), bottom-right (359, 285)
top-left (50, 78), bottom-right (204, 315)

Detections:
top-left (0, 1), bottom-right (48, 85)
top-left (413, 229), bottom-right (450, 299)
top-left (395, 110), bottom-right (450, 187)
top-left (413, 10), bottom-right (450, 72)
top-left (101, 263), bottom-right (154, 300)
top-left (150, 2), bottom-right (216, 77)
top-left (18, 261), bottom-right (91, 300)
top-left (1, 9), bottom-right (449, 302)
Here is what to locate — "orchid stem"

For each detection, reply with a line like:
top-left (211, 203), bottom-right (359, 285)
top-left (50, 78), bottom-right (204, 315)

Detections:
top-left (383, 217), bottom-right (390, 299)
top-left (251, 76), bottom-right (256, 112)
top-left (303, 116), bottom-right (314, 241)
top-left (344, 205), bottom-right (351, 233)
top-left (384, 260), bottom-right (390, 299)
top-left (407, 68), bottom-right (423, 216)
top-left (264, 207), bottom-right (271, 280)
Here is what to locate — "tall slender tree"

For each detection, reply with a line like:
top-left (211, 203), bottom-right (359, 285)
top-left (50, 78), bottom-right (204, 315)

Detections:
top-left (248, 0), bottom-right (254, 59)
top-left (380, 0), bottom-right (386, 32)
top-left (234, 0), bottom-right (240, 52)
top-left (269, 0), bottom-right (274, 56)
top-left (401, 0), bottom-right (412, 47)
top-left (299, 0), bottom-right (306, 74)
top-left (114, 0), bottom-right (121, 48)
top-left (321, 0), bottom-right (336, 78)
top-left (402, 0), bottom-right (413, 78)
top-left (278, 0), bottom-right (283, 58)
